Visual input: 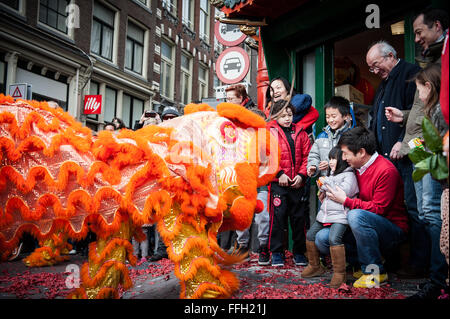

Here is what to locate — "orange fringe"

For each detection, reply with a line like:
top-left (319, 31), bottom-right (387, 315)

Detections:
top-left (79, 260), bottom-right (132, 290)
top-left (183, 103), bottom-right (216, 115)
top-left (88, 238), bottom-right (137, 267)
top-left (217, 102), bottom-right (267, 129)
top-left (1, 96), bottom-right (280, 299)
top-left (22, 246), bottom-right (70, 267)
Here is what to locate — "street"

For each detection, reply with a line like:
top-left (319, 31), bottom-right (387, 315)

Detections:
top-left (0, 251), bottom-right (428, 300)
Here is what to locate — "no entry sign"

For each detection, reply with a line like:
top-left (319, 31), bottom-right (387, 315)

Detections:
top-left (214, 21), bottom-right (246, 47)
top-left (215, 47), bottom-right (250, 84)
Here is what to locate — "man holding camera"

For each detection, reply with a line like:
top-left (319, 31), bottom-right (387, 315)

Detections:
top-left (134, 110), bottom-right (162, 130)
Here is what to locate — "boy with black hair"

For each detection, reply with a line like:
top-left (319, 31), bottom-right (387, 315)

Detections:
top-left (307, 96), bottom-right (353, 178)
top-left (267, 100), bottom-right (311, 267)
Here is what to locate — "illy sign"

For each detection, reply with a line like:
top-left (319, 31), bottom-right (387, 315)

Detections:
top-left (84, 95), bottom-right (102, 114)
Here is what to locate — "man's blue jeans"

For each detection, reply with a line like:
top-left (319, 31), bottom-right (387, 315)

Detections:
top-left (315, 209), bottom-right (406, 274)
top-left (415, 172), bottom-right (443, 226)
top-left (414, 172), bottom-right (447, 288)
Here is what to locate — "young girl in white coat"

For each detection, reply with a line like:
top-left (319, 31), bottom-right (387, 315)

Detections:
top-left (301, 146), bottom-right (359, 288)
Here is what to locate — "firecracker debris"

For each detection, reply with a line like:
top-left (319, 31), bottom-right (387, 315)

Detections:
top-left (0, 252), bottom-right (432, 299)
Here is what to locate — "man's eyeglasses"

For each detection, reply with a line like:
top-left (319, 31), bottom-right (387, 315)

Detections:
top-left (369, 56), bottom-right (388, 73)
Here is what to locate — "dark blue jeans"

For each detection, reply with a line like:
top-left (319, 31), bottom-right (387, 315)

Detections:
top-left (414, 172), bottom-right (447, 288)
top-left (316, 209), bottom-right (406, 275)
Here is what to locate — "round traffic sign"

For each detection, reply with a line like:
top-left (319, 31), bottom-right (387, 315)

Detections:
top-left (215, 47), bottom-right (250, 84)
top-left (214, 21), bottom-right (246, 47)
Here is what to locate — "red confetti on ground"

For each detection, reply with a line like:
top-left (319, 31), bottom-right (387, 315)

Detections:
top-left (0, 270), bottom-right (71, 299)
top-left (126, 258), bottom-right (174, 281)
top-left (231, 251), bottom-right (406, 299)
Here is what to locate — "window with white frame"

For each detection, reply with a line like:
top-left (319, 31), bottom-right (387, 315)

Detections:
top-left (122, 93), bottom-right (144, 129)
top-left (91, 1), bottom-right (115, 61)
top-left (103, 86), bottom-right (117, 122)
top-left (162, 0), bottom-right (176, 15)
top-left (180, 53), bottom-right (192, 105)
top-left (125, 21), bottom-right (144, 74)
top-left (39, 0), bottom-right (69, 34)
top-left (160, 40), bottom-right (174, 100)
top-left (199, 0), bottom-right (209, 42)
top-left (135, 0), bottom-right (147, 5)
top-left (182, 0), bottom-right (194, 30)
top-left (198, 65), bottom-right (208, 101)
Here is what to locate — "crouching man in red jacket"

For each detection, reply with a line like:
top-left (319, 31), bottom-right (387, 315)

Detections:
top-left (324, 126), bottom-right (408, 288)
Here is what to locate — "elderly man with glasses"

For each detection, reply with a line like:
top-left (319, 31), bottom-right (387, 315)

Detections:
top-left (365, 40), bottom-right (421, 273)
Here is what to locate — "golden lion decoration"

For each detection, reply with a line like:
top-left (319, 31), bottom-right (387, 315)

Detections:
top-left (0, 94), bottom-right (279, 299)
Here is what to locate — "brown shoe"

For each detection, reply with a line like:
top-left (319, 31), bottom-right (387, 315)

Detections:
top-left (329, 245), bottom-right (346, 288)
top-left (301, 240), bottom-right (325, 278)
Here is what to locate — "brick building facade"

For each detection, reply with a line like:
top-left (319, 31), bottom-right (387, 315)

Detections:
top-left (0, 0), bottom-right (257, 132)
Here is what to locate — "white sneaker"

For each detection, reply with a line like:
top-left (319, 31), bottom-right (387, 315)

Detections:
top-left (69, 249), bottom-right (77, 255)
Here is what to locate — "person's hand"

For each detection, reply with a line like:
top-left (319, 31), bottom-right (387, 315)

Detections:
top-left (307, 166), bottom-right (317, 177)
top-left (389, 141), bottom-right (403, 160)
top-left (318, 161), bottom-right (329, 171)
top-left (139, 112), bottom-right (147, 124)
top-left (385, 107), bottom-right (404, 123)
top-left (318, 191), bottom-right (325, 203)
top-left (290, 175), bottom-right (303, 188)
top-left (326, 185), bottom-right (347, 204)
top-left (278, 174), bottom-right (290, 187)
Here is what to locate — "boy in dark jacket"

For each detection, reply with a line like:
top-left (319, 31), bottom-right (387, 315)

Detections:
top-left (267, 100), bottom-right (312, 267)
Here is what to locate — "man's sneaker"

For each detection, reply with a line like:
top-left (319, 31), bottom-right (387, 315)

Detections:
top-left (69, 249), bottom-right (77, 255)
top-left (407, 281), bottom-right (443, 299)
top-left (294, 254), bottom-right (308, 266)
top-left (258, 246), bottom-right (270, 266)
top-left (271, 252), bottom-right (285, 267)
top-left (353, 273), bottom-right (388, 288)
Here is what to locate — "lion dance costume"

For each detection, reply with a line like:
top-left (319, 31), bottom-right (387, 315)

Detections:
top-left (0, 94), bottom-right (279, 299)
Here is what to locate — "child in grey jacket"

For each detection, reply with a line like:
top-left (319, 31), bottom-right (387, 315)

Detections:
top-left (302, 147), bottom-right (359, 288)
top-left (307, 96), bottom-right (353, 178)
